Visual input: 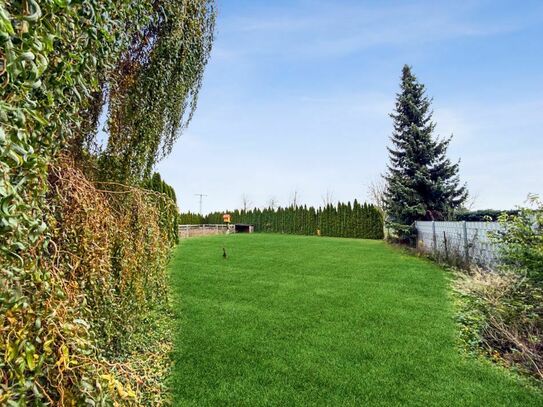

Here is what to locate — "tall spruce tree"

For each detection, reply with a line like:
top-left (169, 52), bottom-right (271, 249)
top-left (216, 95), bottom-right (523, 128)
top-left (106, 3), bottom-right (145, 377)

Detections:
top-left (385, 65), bottom-right (467, 237)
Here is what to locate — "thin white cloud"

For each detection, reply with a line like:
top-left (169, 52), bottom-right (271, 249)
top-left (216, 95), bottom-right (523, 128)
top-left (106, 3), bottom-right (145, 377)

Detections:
top-left (434, 98), bottom-right (543, 209)
top-left (217, 1), bottom-right (538, 60)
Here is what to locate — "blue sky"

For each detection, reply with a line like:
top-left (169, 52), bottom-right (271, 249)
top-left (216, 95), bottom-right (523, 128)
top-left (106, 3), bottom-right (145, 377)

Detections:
top-left (157, 0), bottom-right (543, 214)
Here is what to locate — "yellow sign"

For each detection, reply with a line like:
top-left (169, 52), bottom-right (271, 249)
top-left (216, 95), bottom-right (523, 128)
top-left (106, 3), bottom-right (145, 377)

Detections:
top-left (223, 214), bottom-right (231, 223)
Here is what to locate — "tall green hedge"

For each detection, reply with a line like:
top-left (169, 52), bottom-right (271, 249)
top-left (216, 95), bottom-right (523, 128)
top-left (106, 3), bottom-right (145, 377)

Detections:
top-left (201, 200), bottom-right (384, 240)
top-left (143, 172), bottom-right (180, 244)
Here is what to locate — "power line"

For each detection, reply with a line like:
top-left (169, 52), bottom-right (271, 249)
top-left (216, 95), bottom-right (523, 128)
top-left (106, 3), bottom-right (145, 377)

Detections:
top-left (194, 193), bottom-right (207, 215)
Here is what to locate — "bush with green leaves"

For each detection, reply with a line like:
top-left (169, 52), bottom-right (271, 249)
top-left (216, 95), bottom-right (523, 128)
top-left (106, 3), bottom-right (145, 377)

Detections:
top-left (493, 195), bottom-right (543, 282)
top-left (455, 268), bottom-right (543, 381)
top-left (455, 195), bottom-right (543, 382)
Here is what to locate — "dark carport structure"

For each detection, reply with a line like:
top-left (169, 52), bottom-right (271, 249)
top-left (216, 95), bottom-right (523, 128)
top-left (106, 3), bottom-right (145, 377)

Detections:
top-left (234, 224), bottom-right (254, 233)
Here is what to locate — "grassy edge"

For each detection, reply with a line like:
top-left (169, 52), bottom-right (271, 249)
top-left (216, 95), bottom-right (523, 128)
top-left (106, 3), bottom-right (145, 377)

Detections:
top-left (391, 241), bottom-right (543, 393)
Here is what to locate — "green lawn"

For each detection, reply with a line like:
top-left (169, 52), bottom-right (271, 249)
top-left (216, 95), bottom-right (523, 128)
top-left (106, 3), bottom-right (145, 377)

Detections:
top-left (168, 234), bottom-right (542, 406)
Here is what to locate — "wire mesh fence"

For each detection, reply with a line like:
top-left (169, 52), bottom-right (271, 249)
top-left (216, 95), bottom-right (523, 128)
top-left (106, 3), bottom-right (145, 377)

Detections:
top-left (415, 221), bottom-right (503, 268)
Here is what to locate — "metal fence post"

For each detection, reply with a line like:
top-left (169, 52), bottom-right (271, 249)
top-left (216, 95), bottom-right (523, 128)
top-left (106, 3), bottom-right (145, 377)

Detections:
top-left (462, 221), bottom-right (469, 263)
top-left (432, 221), bottom-right (437, 253)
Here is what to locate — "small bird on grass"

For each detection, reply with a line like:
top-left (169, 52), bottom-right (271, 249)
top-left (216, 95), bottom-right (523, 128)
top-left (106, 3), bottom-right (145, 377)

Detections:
top-left (223, 247), bottom-right (227, 259)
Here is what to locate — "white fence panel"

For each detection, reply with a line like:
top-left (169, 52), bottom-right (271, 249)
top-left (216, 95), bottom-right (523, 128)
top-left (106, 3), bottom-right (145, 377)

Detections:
top-left (415, 221), bottom-right (503, 267)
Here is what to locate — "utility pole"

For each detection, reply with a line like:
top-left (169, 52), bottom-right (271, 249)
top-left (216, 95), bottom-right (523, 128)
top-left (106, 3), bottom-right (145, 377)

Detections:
top-left (194, 193), bottom-right (207, 215)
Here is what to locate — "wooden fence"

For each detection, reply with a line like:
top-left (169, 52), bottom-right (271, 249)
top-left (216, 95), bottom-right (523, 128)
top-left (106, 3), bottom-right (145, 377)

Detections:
top-left (178, 224), bottom-right (235, 239)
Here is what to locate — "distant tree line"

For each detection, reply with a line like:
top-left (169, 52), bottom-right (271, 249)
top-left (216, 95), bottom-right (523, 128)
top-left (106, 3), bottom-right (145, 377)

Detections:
top-left (454, 209), bottom-right (519, 222)
top-left (181, 201), bottom-right (384, 239)
top-left (179, 211), bottom-right (205, 224)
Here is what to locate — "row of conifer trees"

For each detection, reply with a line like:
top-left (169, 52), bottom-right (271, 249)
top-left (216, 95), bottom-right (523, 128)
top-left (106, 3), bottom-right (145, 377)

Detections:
top-left (143, 172), bottom-right (178, 203)
top-left (178, 211), bottom-right (205, 224)
top-left (183, 200), bottom-right (384, 239)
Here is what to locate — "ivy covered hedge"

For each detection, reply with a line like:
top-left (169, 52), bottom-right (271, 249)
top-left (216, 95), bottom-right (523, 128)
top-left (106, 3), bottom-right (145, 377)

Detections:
top-left (1, 0), bottom-right (215, 404)
top-left (203, 201), bottom-right (384, 240)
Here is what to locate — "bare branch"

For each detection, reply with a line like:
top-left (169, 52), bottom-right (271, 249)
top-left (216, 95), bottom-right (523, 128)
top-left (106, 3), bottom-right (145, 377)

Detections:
top-left (321, 189), bottom-right (334, 206)
top-left (367, 177), bottom-right (386, 213)
top-left (241, 194), bottom-right (253, 212)
top-left (267, 196), bottom-right (278, 210)
top-left (289, 189), bottom-right (300, 208)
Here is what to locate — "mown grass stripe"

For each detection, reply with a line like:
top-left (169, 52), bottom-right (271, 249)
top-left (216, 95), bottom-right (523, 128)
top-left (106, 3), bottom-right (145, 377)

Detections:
top-left (169, 234), bottom-right (542, 406)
